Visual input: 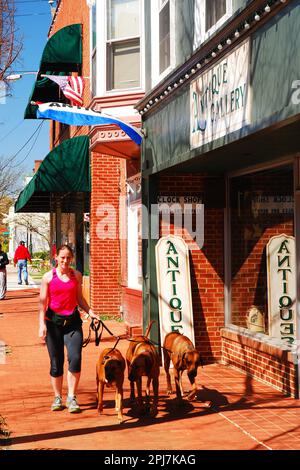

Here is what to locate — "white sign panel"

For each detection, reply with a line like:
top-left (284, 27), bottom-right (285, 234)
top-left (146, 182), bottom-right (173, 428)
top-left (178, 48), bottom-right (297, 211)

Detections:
top-left (190, 39), bottom-right (251, 148)
top-left (266, 234), bottom-right (296, 345)
top-left (155, 235), bottom-right (195, 349)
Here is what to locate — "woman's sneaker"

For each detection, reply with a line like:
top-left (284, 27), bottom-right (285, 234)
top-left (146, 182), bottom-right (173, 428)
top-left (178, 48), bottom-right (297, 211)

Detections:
top-left (66, 395), bottom-right (81, 413)
top-left (51, 395), bottom-right (64, 411)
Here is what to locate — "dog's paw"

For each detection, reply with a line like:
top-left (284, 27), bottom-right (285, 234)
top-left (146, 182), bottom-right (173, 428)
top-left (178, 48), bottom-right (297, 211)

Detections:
top-left (187, 390), bottom-right (197, 401)
top-left (149, 406), bottom-right (158, 418)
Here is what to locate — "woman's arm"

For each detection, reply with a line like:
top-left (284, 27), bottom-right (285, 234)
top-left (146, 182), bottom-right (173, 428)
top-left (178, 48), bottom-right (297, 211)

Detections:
top-left (75, 271), bottom-right (99, 320)
top-left (39, 272), bottom-right (50, 339)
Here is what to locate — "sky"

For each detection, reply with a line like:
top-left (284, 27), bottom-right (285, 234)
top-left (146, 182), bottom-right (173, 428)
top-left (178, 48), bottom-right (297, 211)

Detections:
top-left (0, 0), bottom-right (55, 178)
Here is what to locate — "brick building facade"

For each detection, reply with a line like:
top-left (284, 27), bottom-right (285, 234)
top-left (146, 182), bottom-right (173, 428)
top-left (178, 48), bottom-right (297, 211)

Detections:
top-left (137, 0), bottom-right (300, 397)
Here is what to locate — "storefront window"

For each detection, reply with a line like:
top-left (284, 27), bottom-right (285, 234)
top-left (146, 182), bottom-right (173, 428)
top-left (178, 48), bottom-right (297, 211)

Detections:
top-left (229, 166), bottom-right (294, 337)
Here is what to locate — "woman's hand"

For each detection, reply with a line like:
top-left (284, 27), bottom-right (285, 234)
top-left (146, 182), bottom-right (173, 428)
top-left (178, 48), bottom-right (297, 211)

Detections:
top-left (87, 309), bottom-right (99, 322)
top-left (39, 323), bottom-right (47, 340)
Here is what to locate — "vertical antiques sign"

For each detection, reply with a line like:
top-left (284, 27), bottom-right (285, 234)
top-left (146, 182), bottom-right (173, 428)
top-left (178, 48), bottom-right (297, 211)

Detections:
top-left (155, 235), bottom-right (195, 348)
top-left (190, 39), bottom-right (251, 148)
top-left (267, 234), bottom-right (296, 345)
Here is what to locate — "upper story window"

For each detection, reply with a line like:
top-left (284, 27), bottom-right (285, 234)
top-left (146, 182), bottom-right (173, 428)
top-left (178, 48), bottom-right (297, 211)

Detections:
top-left (206, 0), bottom-right (226, 31)
top-left (194, 0), bottom-right (232, 50)
top-left (159, 0), bottom-right (170, 74)
top-left (151, 0), bottom-right (175, 88)
top-left (106, 0), bottom-right (141, 91)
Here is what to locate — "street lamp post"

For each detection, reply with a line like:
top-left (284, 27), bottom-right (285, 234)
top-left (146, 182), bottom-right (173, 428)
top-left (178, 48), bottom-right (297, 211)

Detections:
top-left (5, 72), bottom-right (38, 82)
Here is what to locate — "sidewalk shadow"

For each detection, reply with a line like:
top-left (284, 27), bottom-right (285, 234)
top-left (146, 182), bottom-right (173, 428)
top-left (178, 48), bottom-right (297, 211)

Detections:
top-left (195, 386), bottom-right (229, 408)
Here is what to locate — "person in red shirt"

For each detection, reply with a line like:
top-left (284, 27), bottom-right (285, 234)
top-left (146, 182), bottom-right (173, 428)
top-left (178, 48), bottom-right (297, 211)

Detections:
top-left (13, 241), bottom-right (32, 285)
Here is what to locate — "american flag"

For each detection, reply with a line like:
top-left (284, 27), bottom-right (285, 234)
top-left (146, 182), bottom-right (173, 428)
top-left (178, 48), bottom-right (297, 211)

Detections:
top-left (42, 75), bottom-right (85, 106)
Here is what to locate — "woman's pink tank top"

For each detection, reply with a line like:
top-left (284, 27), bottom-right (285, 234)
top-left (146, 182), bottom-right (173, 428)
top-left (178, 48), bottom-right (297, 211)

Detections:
top-left (48, 268), bottom-right (78, 316)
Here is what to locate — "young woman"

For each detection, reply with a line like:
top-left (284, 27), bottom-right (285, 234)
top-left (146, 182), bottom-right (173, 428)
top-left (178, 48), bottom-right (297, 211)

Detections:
top-left (39, 244), bottom-right (99, 413)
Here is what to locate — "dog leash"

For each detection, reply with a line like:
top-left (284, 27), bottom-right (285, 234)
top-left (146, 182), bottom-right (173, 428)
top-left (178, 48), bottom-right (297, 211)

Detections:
top-left (101, 337), bottom-right (122, 363)
top-left (83, 318), bottom-right (121, 347)
top-left (126, 336), bottom-right (172, 354)
top-left (83, 318), bottom-right (173, 355)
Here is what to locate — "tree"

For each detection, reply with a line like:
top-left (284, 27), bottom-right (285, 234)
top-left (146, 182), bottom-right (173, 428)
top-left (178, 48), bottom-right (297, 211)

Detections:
top-left (0, 157), bottom-right (24, 250)
top-left (0, 0), bottom-right (22, 87)
top-left (0, 155), bottom-right (22, 200)
top-left (2, 210), bottom-right (50, 255)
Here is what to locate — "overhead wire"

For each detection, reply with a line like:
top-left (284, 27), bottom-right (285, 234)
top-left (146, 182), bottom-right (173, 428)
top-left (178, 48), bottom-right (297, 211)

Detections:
top-left (6, 120), bottom-right (46, 166)
top-left (0, 120), bottom-right (24, 143)
top-left (11, 120), bottom-right (45, 168)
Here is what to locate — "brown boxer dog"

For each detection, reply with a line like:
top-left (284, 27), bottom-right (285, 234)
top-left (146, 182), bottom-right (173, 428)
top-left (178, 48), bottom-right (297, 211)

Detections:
top-left (126, 320), bottom-right (160, 416)
top-left (163, 331), bottom-right (202, 402)
top-left (96, 347), bottom-right (126, 423)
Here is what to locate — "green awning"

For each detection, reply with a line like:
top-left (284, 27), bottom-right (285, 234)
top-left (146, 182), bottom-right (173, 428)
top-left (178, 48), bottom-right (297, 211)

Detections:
top-left (15, 136), bottom-right (90, 213)
top-left (24, 24), bottom-right (82, 119)
top-left (40, 24), bottom-right (82, 72)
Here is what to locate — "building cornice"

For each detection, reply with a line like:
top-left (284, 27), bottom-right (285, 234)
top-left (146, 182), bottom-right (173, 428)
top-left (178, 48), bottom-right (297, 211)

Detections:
top-left (136, 0), bottom-right (292, 118)
top-left (90, 92), bottom-right (145, 112)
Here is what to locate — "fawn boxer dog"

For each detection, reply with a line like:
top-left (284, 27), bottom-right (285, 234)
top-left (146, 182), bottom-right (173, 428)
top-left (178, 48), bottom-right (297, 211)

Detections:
top-left (96, 347), bottom-right (126, 423)
top-left (126, 320), bottom-right (160, 416)
top-left (163, 331), bottom-right (202, 402)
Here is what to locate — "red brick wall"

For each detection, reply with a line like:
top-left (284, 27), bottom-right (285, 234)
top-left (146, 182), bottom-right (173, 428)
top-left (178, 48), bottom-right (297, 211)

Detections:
top-left (222, 329), bottom-right (297, 397)
top-left (158, 173), bottom-right (225, 363)
top-left (123, 288), bottom-right (142, 327)
top-left (90, 151), bottom-right (122, 316)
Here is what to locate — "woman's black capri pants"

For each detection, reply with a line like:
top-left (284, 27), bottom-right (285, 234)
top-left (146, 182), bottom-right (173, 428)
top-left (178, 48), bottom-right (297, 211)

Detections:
top-left (45, 320), bottom-right (83, 377)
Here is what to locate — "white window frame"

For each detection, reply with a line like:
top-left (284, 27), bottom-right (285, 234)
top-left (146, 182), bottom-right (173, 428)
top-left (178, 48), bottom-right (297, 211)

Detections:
top-left (95, 0), bottom-right (144, 96)
top-left (194, 0), bottom-right (232, 50)
top-left (88, 0), bottom-right (97, 96)
top-left (151, 0), bottom-right (176, 88)
top-left (127, 200), bottom-right (142, 290)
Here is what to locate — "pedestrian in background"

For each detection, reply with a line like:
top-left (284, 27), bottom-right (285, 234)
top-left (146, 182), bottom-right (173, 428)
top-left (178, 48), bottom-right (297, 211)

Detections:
top-left (39, 244), bottom-right (99, 413)
top-left (13, 241), bottom-right (31, 285)
top-left (0, 243), bottom-right (9, 300)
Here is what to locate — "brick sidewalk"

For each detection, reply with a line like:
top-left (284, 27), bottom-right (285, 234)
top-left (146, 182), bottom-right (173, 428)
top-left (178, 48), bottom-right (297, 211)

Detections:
top-left (1, 289), bottom-right (300, 451)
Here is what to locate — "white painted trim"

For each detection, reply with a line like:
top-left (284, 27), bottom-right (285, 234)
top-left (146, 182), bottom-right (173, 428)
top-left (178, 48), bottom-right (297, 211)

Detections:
top-left (127, 202), bottom-right (142, 290)
top-left (151, 0), bottom-right (176, 88)
top-left (223, 325), bottom-right (297, 357)
top-left (95, 0), bottom-right (144, 96)
top-left (102, 106), bottom-right (141, 117)
top-left (193, 0), bottom-right (232, 51)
